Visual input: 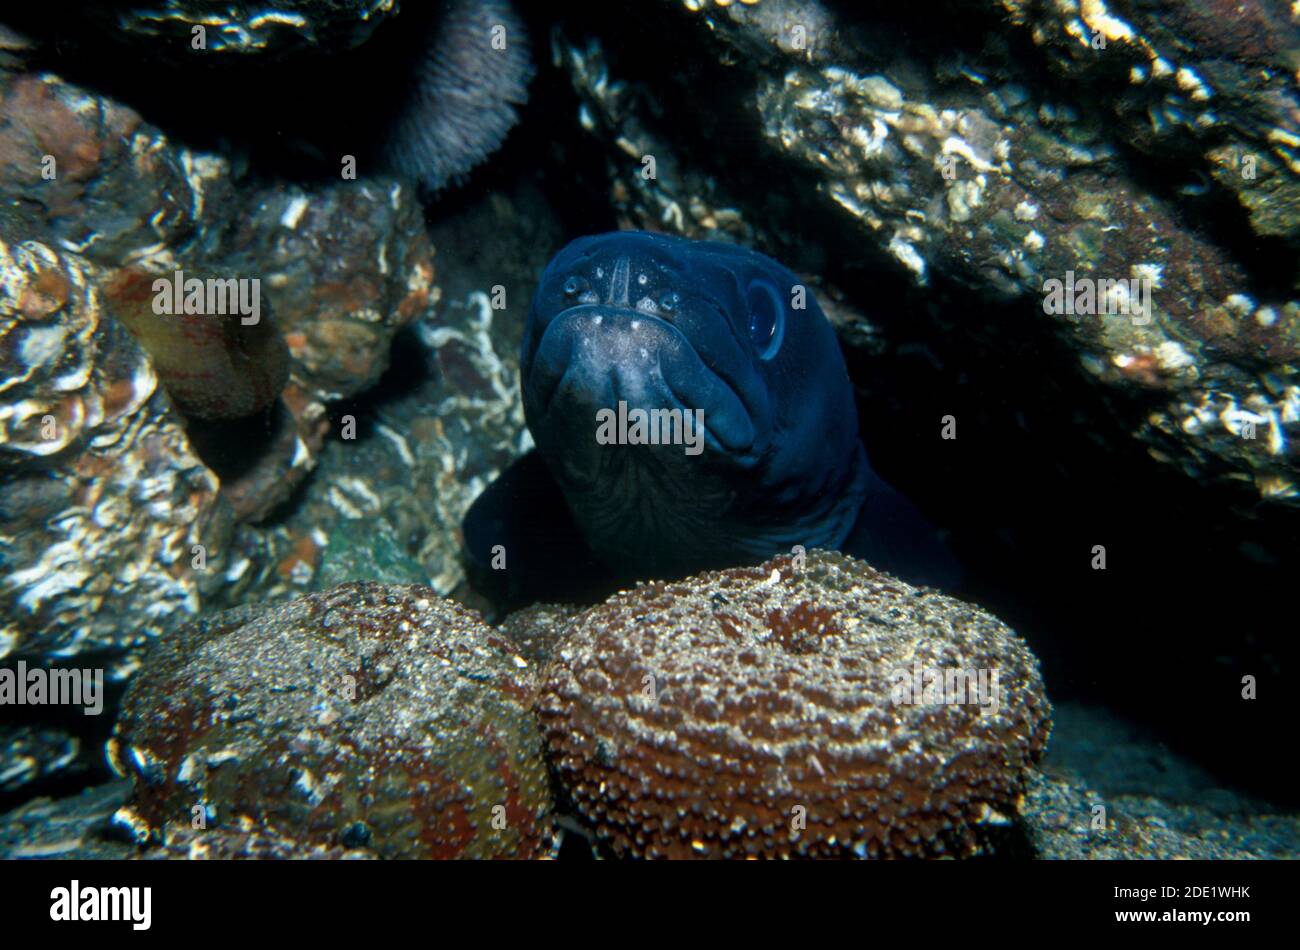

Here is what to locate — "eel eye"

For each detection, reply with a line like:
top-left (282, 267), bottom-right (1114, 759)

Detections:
top-left (746, 281), bottom-right (785, 359)
top-left (562, 276), bottom-right (586, 297)
top-left (658, 291), bottom-right (679, 313)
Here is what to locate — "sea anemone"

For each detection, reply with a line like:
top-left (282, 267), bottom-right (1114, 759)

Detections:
top-left (382, 0), bottom-right (533, 192)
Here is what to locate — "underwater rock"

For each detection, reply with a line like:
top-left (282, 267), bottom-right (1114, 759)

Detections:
top-left (0, 781), bottom-right (135, 859)
top-left (0, 721), bottom-right (83, 795)
top-left (0, 237), bottom-right (232, 664)
top-left (0, 50), bottom-right (443, 533)
top-left (552, 33), bottom-right (757, 247)
top-left (537, 549), bottom-right (1051, 858)
top-left (71, 0), bottom-right (399, 59)
top-left (499, 602), bottom-right (585, 675)
top-left (0, 777), bottom-right (376, 859)
top-left (204, 178), bottom-right (439, 405)
top-left (112, 583), bottom-right (554, 859)
top-left (223, 289), bottom-right (530, 605)
top-left (0, 59), bottom-right (438, 412)
top-left (1022, 703), bottom-right (1300, 859)
top-left (558, 0), bottom-right (1300, 506)
top-left (312, 516), bottom-right (428, 589)
top-left (137, 822), bottom-right (378, 860)
top-left (0, 69), bottom-right (235, 270)
top-left (1021, 769), bottom-right (1300, 859)
top-left (183, 391), bottom-right (328, 524)
top-left (212, 178), bottom-right (563, 608)
top-left (997, 0), bottom-right (1300, 241)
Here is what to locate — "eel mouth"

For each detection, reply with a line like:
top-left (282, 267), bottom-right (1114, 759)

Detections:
top-left (526, 304), bottom-right (757, 456)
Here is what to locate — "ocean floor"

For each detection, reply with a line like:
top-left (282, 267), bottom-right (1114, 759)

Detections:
top-left (3, 701), bottom-right (1294, 860)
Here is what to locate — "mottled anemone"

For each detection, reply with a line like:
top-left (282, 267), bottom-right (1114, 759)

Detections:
top-left (382, 0), bottom-right (534, 192)
top-left (537, 550), bottom-right (1052, 858)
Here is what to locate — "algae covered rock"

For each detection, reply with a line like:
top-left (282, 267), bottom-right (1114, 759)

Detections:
top-left (313, 517), bottom-right (429, 589)
top-left (112, 583), bottom-right (554, 858)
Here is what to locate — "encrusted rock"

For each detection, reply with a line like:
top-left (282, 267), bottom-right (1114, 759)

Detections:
top-left (0, 49), bottom-right (443, 650)
top-left (225, 290), bottom-right (528, 604)
top-left (0, 720), bottom-right (83, 794)
top-left (997, 0), bottom-right (1300, 240)
top-left (73, 0), bottom-right (400, 59)
top-left (538, 550), bottom-right (1051, 858)
top-left (499, 602), bottom-right (585, 675)
top-left (0, 70), bottom-right (235, 270)
top-left (0, 781), bottom-right (135, 860)
top-left (138, 821), bottom-right (378, 860)
top-left (204, 178), bottom-right (438, 405)
top-left (112, 583), bottom-right (554, 858)
top-left (0, 237), bottom-right (231, 663)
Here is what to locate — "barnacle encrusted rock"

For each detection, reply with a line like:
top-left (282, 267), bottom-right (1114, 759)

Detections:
top-left (139, 823), bottom-right (379, 860)
top-left (997, 0), bottom-right (1300, 240)
top-left (0, 63), bottom-right (437, 410)
top-left (0, 237), bottom-right (231, 664)
top-left (204, 178), bottom-right (438, 405)
top-left (0, 70), bottom-right (234, 268)
top-left (0, 48), bottom-right (439, 525)
top-left (73, 0), bottom-right (400, 59)
top-left (224, 289), bottom-right (527, 604)
top-left (538, 550), bottom-right (1051, 858)
top-left (112, 583), bottom-right (554, 859)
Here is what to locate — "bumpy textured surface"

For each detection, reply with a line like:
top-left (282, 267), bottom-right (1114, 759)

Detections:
top-left (0, 781), bottom-right (136, 859)
top-left (0, 238), bottom-right (232, 664)
top-left (220, 290), bottom-right (530, 605)
top-left (0, 46), bottom-right (441, 660)
top-left (204, 178), bottom-right (438, 405)
top-left (112, 583), bottom-right (554, 858)
top-left (81, 0), bottom-right (399, 58)
top-left (0, 69), bottom-right (235, 269)
top-left (383, 0), bottom-right (533, 191)
top-left (998, 0), bottom-right (1300, 240)
top-left (500, 602), bottom-right (584, 675)
top-left (538, 550), bottom-right (1051, 858)
top-left (140, 824), bottom-right (377, 860)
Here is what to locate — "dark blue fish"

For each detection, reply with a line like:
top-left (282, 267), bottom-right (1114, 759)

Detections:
top-left (464, 231), bottom-right (959, 604)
